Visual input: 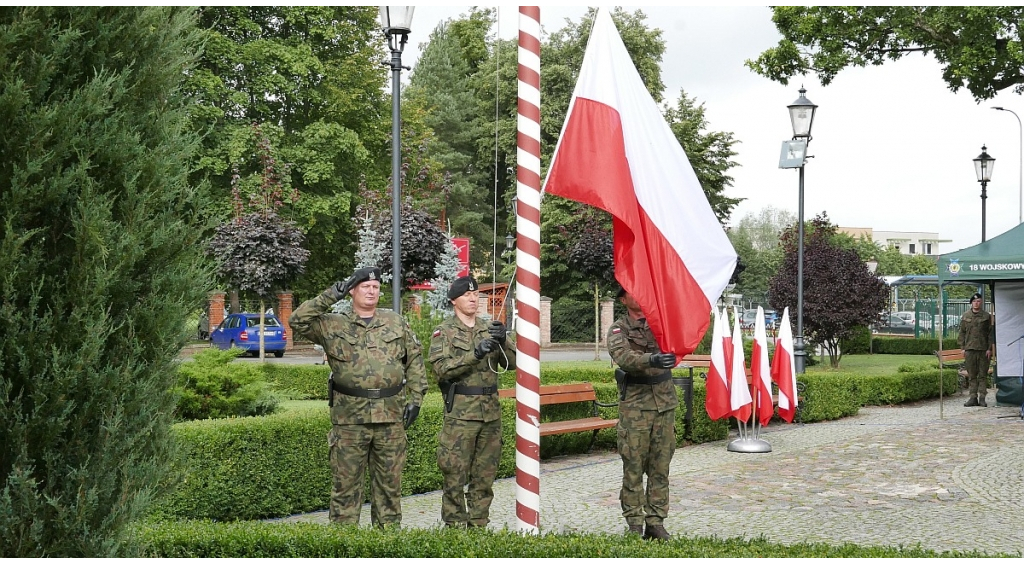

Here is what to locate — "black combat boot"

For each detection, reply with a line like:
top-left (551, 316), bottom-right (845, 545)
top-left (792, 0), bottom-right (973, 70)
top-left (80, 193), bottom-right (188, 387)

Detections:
top-left (963, 395), bottom-right (979, 407)
top-left (978, 395), bottom-right (988, 407)
top-left (627, 524), bottom-right (643, 536)
top-left (643, 523), bottom-right (671, 541)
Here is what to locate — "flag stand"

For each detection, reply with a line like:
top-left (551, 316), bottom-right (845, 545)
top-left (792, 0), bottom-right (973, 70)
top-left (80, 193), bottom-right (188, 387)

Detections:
top-left (727, 393), bottom-right (772, 453)
top-left (727, 419), bottom-right (772, 453)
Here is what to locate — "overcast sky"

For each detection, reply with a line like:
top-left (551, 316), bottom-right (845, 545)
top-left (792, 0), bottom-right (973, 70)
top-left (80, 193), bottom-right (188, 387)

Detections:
top-left (403, 5), bottom-right (1024, 254)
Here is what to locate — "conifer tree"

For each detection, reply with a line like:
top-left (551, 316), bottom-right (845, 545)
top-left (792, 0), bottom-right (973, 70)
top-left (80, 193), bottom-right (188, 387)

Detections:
top-left (0, 7), bottom-right (210, 556)
top-left (426, 238), bottom-right (464, 317)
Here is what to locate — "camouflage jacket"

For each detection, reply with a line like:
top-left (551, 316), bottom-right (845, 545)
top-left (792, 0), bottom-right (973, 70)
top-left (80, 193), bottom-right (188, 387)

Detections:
top-left (428, 315), bottom-right (515, 422)
top-left (958, 308), bottom-right (994, 351)
top-left (289, 289), bottom-right (427, 425)
top-left (607, 315), bottom-right (678, 413)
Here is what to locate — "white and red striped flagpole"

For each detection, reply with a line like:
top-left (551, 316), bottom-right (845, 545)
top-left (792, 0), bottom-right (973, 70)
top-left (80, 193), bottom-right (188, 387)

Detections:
top-left (514, 5), bottom-right (541, 534)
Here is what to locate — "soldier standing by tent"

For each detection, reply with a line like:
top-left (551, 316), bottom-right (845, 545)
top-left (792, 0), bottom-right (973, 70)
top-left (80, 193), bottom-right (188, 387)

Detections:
top-left (959, 292), bottom-right (995, 407)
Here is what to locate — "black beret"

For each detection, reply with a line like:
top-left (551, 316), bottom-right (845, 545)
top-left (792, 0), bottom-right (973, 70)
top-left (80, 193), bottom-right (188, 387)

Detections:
top-left (343, 266), bottom-right (382, 294)
top-left (448, 276), bottom-right (478, 301)
top-left (615, 282), bottom-right (627, 299)
top-left (971, 292), bottom-right (983, 301)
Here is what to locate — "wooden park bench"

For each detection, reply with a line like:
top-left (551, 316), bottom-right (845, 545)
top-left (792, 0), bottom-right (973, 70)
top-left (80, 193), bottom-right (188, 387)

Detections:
top-left (498, 382), bottom-right (618, 451)
top-left (935, 348), bottom-right (996, 392)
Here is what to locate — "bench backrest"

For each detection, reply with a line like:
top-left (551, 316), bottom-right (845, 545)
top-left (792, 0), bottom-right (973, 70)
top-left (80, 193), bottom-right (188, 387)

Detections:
top-left (498, 382), bottom-right (598, 405)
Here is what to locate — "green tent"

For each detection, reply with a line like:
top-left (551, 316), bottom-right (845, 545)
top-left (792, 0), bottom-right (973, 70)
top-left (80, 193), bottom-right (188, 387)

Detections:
top-left (937, 223), bottom-right (1024, 282)
top-left (938, 223), bottom-right (1024, 412)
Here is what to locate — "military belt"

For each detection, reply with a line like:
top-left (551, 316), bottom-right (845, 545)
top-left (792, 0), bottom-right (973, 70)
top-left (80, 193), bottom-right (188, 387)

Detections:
top-left (625, 372), bottom-right (673, 386)
top-left (454, 384), bottom-right (498, 395)
top-left (331, 381), bottom-right (403, 399)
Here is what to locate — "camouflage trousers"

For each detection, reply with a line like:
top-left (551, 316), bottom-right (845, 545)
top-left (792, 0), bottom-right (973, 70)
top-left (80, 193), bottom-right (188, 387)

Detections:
top-left (964, 350), bottom-right (991, 398)
top-left (437, 418), bottom-right (502, 527)
top-left (328, 422), bottom-right (407, 527)
top-left (617, 407), bottom-right (675, 526)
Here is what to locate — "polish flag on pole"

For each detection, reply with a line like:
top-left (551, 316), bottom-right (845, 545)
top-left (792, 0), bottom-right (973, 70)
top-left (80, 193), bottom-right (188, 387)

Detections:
top-left (543, 8), bottom-right (736, 356)
top-left (705, 307), bottom-right (731, 420)
top-left (771, 307), bottom-right (799, 423)
top-left (751, 306), bottom-right (774, 426)
top-left (728, 312), bottom-right (752, 422)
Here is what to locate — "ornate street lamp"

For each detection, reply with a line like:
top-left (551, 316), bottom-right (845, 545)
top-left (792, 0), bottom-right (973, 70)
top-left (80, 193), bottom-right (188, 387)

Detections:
top-left (380, 6), bottom-right (414, 312)
top-left (781, 87), bottom-right (817, 374)
top-left (973, 145), bottom-right (995, 243)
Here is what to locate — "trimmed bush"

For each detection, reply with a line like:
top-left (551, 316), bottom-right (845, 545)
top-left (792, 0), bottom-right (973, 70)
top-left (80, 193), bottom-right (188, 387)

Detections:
top-left (871, 337), bottom-right (958, 355)
top-left (841, 325), bottom-right (871, 354)
top-left (133, 520), bottom-right (999, 558)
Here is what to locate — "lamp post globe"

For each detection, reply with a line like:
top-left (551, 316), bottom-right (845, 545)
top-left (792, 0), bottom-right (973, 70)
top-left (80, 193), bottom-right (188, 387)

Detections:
top-left (973, 145), bottom-right (995, 243)
top-left (380, 6), bottom-right (414, 312)
top-left (787, 87), bottom-right (817, 374)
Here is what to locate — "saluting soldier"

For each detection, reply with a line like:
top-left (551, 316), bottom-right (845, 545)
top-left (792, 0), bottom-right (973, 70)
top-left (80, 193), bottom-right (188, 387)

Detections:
top-left (959, 292), bottom-right (995, 407)
top-left (428, 276), bottom-right (515, 528)
top-left (606, 284), bottom-right (677, 541)
top-left (289, 266), bottom-right (427, 527)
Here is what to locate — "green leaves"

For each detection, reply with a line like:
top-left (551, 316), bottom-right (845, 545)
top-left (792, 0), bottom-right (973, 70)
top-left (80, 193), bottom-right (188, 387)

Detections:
top-left (748, 7), bottom-right (1024, 101)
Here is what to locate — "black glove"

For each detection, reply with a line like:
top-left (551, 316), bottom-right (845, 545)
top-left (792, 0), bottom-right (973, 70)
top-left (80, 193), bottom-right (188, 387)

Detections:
top-left (327, 280), bottom-right (347, 301)
top-left (649, 353), bottom-right (677, 369)
top-left (474, 339), bottom-right (496, 359)
top-left (488, 321), bottom-right (507, 344)
top-left (403, 404), bottom-right (420, 429)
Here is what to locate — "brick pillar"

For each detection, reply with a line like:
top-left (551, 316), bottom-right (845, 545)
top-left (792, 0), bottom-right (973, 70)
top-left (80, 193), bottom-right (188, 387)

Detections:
top-left (600, 299), bottom-right (615, 344)
top-left (208, 291), bottom-right (226, 333)
top-left (276, 290), bottom-right (294, 350)
top-left (540, 296), bottom-right (552, 347)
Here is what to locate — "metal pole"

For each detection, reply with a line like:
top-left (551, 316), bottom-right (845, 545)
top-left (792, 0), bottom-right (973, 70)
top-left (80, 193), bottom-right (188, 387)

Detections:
top-left (994, 107), bottom-right (1022, 223)
top-left (795, 164), bottom-right (806, 373)
top-left (981, 179), bottom-right (988, 243)
top-left (390, 42), bottom-right (403, 313)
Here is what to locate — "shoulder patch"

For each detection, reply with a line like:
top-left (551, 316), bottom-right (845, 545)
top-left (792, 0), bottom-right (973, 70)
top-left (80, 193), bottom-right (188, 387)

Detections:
top-left (611, 327), bottom-right (622, 334)
top-left (432, 329), bottom-right (441, 338)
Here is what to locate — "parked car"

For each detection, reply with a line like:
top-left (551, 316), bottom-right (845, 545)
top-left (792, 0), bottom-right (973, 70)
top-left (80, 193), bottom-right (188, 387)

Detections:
top-left (210, 312), bottom-right (287, 357)
top-left (873, 313), bottom-right (915, 335)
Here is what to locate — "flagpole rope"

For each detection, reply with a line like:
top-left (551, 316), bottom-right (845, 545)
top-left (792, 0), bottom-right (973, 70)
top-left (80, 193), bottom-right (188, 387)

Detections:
top-left (515, 5), bottom-right (542, 535)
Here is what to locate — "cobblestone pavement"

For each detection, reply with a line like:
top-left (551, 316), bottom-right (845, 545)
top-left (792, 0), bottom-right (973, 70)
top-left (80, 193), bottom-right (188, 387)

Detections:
top-left (276, 390), bottom-right (1024, 555)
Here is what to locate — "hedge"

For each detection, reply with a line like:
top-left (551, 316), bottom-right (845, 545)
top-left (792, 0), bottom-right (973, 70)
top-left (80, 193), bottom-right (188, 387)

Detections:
top-left (132, 521), bottom-right (998, 558)
top-left (870, 336), bottom-right (959, 355)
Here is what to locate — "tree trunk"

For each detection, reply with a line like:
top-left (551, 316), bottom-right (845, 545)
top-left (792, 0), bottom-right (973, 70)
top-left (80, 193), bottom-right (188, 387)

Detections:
top-left (230, 289), bottom-right (240, 314)
top-left (594, 283), bottom-right (600, 361)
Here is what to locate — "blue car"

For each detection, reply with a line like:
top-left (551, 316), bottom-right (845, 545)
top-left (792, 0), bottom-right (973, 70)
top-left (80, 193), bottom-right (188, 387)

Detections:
top-left (210, 312), bottom-right (287, 357)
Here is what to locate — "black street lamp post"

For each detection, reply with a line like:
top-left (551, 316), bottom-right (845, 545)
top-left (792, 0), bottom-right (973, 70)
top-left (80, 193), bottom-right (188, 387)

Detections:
top-left (380, 6), bottom-right (414, 313)
top-left (786, 87), bottom-right (817, 374)
top-left (973, 145), bottom-right (996, 243)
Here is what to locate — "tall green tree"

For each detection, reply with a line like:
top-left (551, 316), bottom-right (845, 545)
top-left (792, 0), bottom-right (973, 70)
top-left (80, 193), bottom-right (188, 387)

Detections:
top-left (185, 6), bottom-right (388, 296)
top-left (728, 207), bottom-right (795, 303)
top-left (0, 7), bottom-right (211, 555)
top-left (747, 7), bottom-right (1024, 101)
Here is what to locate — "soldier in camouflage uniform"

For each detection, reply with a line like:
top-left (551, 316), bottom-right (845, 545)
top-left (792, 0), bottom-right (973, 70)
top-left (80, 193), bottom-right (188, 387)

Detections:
top-left (289, 266), bottom-right (427, 527)
top-left (428, 276), bottom-right (515, 528)
top-left (606, 286), bottom-right (677, 541)
top-left (959, 292), bottom-right (994, 407)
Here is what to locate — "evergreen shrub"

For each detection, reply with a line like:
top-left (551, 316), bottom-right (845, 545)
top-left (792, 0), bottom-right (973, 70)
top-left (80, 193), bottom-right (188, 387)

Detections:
top-left (175, 348), bottom-right (282, 420)
top-left (0, 7), bottom-right (209, 556)
top-left (871, 337), bottom-right (958, 355)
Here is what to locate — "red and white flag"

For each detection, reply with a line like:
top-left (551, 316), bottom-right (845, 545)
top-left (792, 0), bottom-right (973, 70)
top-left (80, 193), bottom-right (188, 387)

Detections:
top-left (751, 306), bottom-right (774, 426)
top-left (728, 312), bottom-right (752, 422)
top-left (543, 8), bottom-right (736, 356)
top-left (771, 307), bottom-right (799, 423)
top-left (705, 307), bottom-right (730, 420)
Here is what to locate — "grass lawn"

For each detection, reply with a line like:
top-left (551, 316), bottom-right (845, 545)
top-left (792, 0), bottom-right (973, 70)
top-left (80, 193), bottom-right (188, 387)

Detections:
top-left (808, 353), bottom-right (935, 376)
